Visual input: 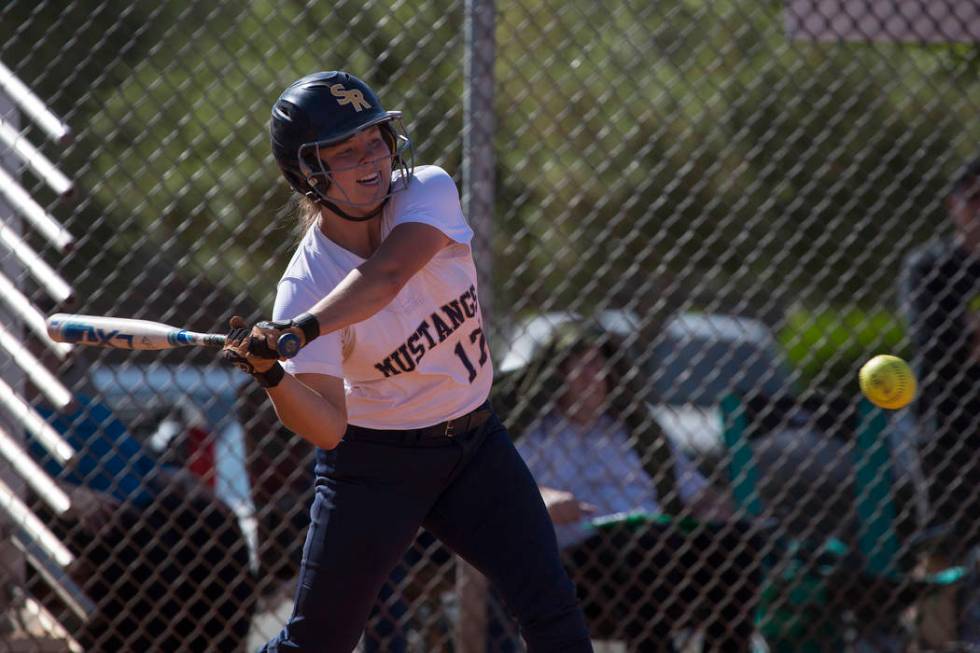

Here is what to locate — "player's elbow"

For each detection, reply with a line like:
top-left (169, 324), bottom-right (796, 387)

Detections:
top-left (362, 255), bottom-right (414, 300)
top-left (276, 409), bottom-right (347, 450)
top-left (318, 418), bottom-right (347, 449)
top-left (284, 419), bottom-right (346, 450)
top-left (372, 264), bottom-right (410, 300)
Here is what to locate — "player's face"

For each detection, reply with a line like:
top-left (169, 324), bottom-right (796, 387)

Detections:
top-left (558, 345), bottom-right (609, 424)
top-left (319, 126), bottom-right (393, 216)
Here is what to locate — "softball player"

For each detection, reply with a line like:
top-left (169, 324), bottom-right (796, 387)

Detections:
top-left (223, 71), bottom-right (593, 653)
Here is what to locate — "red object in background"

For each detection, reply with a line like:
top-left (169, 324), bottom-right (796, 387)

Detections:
top-left (186, 423), bottom-right (216, 488)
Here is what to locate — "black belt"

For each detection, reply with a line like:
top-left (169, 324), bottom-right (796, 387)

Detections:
top-left (345, 400), bottom-right (492, 443)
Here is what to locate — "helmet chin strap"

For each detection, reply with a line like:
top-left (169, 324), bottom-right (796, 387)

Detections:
top-left (309, 192), bottom-right (388, 223)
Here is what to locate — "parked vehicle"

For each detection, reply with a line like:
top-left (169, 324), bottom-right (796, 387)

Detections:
top-left (88, 364), bottom-right (253, 516)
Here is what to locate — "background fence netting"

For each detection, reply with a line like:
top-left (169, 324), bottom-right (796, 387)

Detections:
top-left (1, 1), bottom-right (979, 651)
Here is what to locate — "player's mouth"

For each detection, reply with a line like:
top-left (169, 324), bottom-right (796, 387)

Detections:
top-left (357, 172), bottom-right (381, 186)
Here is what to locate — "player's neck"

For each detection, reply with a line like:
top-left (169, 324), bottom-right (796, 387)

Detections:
top-left (318, 212), bottom-right (382, 259)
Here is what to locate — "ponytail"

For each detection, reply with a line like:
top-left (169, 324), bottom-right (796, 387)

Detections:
top-left (279, 194), bottom-right (321, 241)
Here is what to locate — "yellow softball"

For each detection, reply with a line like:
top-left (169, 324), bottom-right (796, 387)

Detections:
top-left (859, 355), bottom-right (917, 410)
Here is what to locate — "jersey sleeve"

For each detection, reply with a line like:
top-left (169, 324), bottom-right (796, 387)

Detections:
top-left (274, 277), bottom-right (344, 378)
top-left (392, 166), bottom-right (474, 245)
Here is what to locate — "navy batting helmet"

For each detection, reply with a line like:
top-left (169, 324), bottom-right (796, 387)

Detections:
top-left (270, 71), bottom-right (413, 212)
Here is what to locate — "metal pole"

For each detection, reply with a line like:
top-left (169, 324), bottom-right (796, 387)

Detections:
top-left (0, 84), bottom-right (25, 623)
top-left (462, 0), bottom-right (496, 328)
top-left (0, 62), bottom-right (72, 145)
top-left (457, 2), bottom-right (496, 651)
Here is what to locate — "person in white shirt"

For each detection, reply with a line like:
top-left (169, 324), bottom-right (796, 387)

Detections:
top-left (221, 71), bottom-right (592, 653)
top-left (510, 321), bottom-right (760, 653)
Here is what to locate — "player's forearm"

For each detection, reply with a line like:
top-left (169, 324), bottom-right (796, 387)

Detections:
top-left (266, 375), bottom-right (347, 449)
top-left (307, 265), bottom-right (402, 336)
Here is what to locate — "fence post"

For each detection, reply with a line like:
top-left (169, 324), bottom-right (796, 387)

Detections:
top-left (463, 0), bottom-right (496, 328)
top-left (457, 0), bottom-right (496, 651)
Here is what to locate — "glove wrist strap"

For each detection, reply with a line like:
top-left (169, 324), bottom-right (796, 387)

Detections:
top-left (253, 362), bottom-right (285, 388)
top-left (293, 312), bottom-right (320, 344)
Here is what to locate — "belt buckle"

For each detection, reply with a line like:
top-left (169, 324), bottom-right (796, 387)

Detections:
top-left (444, 419), bottom-right (456, 438)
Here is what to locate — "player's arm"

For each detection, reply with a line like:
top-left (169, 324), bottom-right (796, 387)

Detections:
top-left (539, 486), bottom-right (597, 524)
top-left (257, 223), bottom-right (451, 353)
top-left (311, 221), bottom-right (450, 332)
top-left (264, 372), bottom-right (348, 450)
top-left (223, 317), bottom-right (347, 449)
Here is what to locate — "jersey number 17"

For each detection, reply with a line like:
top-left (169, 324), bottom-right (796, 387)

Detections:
top-left (454, 326), bottom-right (488, 383)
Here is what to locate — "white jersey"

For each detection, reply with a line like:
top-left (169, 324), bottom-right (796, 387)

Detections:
top-left (274, 165), bottom-right (493, 430)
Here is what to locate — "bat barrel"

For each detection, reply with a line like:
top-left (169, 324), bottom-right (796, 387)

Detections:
top-left (45, 314), bottom-right (225, 351)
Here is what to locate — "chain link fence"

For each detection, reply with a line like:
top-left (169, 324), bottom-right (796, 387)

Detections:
top-left (1, 1), bottom-right (979, 651)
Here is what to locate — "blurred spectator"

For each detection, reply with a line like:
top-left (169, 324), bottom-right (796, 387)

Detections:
top-left (508, 320), bottom-right (761, 652)
top-left (28, 395), bottom-right (256, 652)
top-left (901, 156), bottom-right (980, 558)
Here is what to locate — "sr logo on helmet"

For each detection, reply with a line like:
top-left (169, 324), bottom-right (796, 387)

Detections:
top-left (330, 84), bottom-right (371, 112)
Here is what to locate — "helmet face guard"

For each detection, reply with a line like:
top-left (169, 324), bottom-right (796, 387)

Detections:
top-left (296, 116), bottom-right (414, 209)
top-left (270, 71), bottom-right (415, 218)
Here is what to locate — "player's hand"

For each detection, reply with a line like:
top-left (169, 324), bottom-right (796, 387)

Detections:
top-left (540, 487), bottom-right (597, 525)
top-left (249, 321), bottom-right (303, 360)
top-left (247, 313), bottom-right (320, 360)
top-left (222, 316), bottom-right (278, 373)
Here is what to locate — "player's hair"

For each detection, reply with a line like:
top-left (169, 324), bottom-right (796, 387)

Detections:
top-left (278, 193), bottom-right (321, 239)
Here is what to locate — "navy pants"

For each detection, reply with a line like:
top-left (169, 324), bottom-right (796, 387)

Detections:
top-left (259, 411), bottom-right (592, 653)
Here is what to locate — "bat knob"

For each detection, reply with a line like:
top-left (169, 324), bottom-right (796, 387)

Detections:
top-left (277, 333), bottom-right (301, 359)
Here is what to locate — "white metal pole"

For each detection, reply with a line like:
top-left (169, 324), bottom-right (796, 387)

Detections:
top-left (0, 475), bottom-right (73, 567)
top-left (0, 165), bottom-right (74, 251)
top-left (0, 62), bottom-right (72, 145)
top-left (0, 375), bottom-right (75, 464)
top-left (0, 74), bottom-right (25, 624)
top-left (0, 322), bottom-right (73, 409)
top-left (0, 118), bottom-right (74, 199)
top-left (0, 424), bottom-right (71, 514)
top-left (0, 216), bottom-right (74, 303)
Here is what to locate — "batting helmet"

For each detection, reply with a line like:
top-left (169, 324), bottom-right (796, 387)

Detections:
top-left (270, 71), bottom-right (413, 215)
